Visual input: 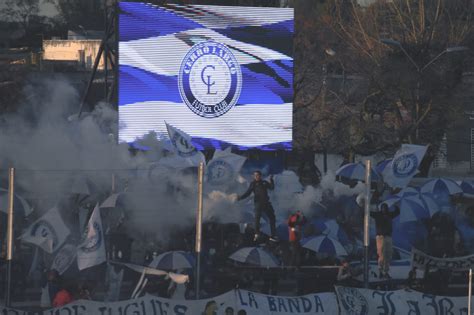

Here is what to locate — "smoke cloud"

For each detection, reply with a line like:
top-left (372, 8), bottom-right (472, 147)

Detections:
top-left (1, 78), bottom-right (365, 260)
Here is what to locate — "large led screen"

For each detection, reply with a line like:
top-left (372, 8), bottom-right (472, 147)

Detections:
top-left (118, 2), bottom-right (293, 150)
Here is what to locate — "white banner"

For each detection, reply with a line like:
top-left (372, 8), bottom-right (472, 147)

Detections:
top-left (383, 144), bottom-right (427, 188)
top-left (352, 260), bottom-right (423, 283)
top-left (235, 289), bottom-right (338, 314)
top-left (0, 305), bottom-right (34, 314)
top-left (336, 286), bottom-right (469, 315)
top-left (20, 206), bottom-right (70, 253)
top-left (41, 289), bottom-right (335, 315)
top-left (77, 204), bottom-right (106, 270)
top-left (412, 247), bottom-right (474, 271)
top-left (2, 288), bottom-right (470, 315)
top-left (46, 291), bottom-right (235, 315)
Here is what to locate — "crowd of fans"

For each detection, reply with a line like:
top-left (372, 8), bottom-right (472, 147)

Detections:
top-left (0, 172), bottom-right (473, 306)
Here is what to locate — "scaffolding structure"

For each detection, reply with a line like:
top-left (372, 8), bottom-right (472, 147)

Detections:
top-left (78, 0), bottom-right (118, 117)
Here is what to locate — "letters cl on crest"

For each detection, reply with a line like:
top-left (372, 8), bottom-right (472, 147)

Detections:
top-left (178, 41), bottom-right (242, 118)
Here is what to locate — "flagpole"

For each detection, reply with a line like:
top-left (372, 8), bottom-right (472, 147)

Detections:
top-left (195, 162), bottom-right (204, 299)
top-left (364, 160), bottom-right (371, 289)
top-left (111, 173), bottom-right (116, 193)
top-left (469, 268), bottom-right (472, 315)
top-left (5, 167), bottom-right (14, 307)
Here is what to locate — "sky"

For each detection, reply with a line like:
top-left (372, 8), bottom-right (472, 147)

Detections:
top-left (0, 1), bottom-right (58, 18)
top-left (39, 2), bottom-right (58, 17)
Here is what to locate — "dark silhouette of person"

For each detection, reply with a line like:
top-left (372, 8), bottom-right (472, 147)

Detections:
top-left (370, 203), bottom-right (400, 278)
top-left (238, 171), bottom-right (277, 242)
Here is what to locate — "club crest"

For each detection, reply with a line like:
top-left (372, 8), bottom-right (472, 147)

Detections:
top-left (178, 41), bottom-right (242, 118)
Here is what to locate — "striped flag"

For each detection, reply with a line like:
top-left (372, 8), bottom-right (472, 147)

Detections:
top-left (118, 2), bottom-right (293, 150)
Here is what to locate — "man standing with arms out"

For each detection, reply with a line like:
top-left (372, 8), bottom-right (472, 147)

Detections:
top-left (370, 203), bottom-right (400, 279)
top-left (237, 171), bottom-right (278, 242)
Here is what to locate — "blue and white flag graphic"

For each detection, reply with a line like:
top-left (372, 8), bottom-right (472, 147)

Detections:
top-left (20, 207), bottom-right (70, 253)
top-left (206, 148), bottom-right (246, 187)
top-left (165, 122), bottom-right (205, 167)
top-left (383, 144), bottom-right (428, 188)
top-left (77, 204), bottom-right (106, 270)
top-left (118, 2), bottom-right (293, 150)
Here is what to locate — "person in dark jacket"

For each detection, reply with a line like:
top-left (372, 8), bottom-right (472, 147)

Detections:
top-left (238, 171), bottom-right (277, 242)
top-left (370, 203), bottom-right (400, 278)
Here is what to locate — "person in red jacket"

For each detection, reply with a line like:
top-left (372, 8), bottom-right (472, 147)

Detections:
top-left (287, 210), bottom-right (306, 267)
top-left (52, 282), bottom-right (74, 308)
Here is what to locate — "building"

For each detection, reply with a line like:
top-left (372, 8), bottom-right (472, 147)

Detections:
top-left (42, 39), bottom-right (103, 71)
top-left (41, 30), bottom-right (105, 71)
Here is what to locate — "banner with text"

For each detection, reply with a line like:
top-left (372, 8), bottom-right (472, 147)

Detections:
top-left (411, 247), bottom-right (474, 271)
top-left (336, 286), bottom-right (469, 315)
top-left (42, 289), bottom-right (336, 315)
top-left (0, 288), bottom-right (470, 315)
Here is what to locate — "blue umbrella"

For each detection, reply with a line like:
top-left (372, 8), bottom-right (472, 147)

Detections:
top-left (229, 247), bottom-right (280, 267)
top-left (396, 187), bottom-right (440, 217)
top-left (382, 194), bottom-right (437, 223)
top-left (0, 188), bottom-right (33, 217)
top-left (336, 162), bottom-right (380, 182)
top-left (301, 235), bottom-right (348, 256)
top-left (376, 159), bottom-right (392, 175)
top-left (420, 178), bottom-right (462, 197)
top-left (393, 217), bottom-right (428, 251)
top-left (393, 219), bottom-right (428, 251)
top-left (369, 215), bottom-right (428, 251)
top-left (458, 181), bottom-right (474, 194)
top-left (149, 251), bottom-right (195, 270)
top-left (310, 218), bottom-right (350, 244)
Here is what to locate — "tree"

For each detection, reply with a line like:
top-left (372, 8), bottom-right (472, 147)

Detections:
top-left (295, 0), bottom-right (473, 165)
top-left (1, 0), bottom-right (40, 33)
top-left (46, 0), bottom-right (105, 30)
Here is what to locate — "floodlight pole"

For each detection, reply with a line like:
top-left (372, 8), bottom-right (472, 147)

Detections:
top-left (5, 168), bottom-right (15, 307)
top-left (195, 162), bottom-right (204, 299)
top-left (364, 160), bottom-right (371, 288)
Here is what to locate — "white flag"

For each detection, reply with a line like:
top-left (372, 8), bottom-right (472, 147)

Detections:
top-left (51, 243), bottom-right (77, 275)
top-left (206, 148), bottom-right (246, 187)
top-left (20, 206), bottom-right (70, 253)
top-left (165, 122), bottom-right (205, 167)
top-left (77, 204), bottom-right (106, 270)
top-left (383, 144), bottom-right (428, 188)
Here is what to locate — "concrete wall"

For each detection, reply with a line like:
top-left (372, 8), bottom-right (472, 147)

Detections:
top-left (42, 40), bottom-right (103, 70)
